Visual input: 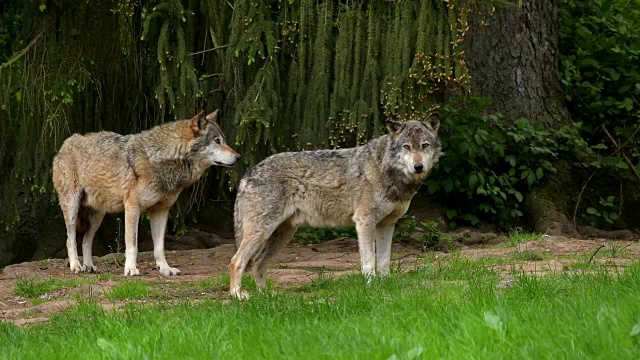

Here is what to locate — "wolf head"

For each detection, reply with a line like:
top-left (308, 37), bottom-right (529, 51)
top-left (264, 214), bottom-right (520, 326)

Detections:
top-left (386, 112), bottom-right (443, 179)
top-left (186, 110), bottom-right (241, 167)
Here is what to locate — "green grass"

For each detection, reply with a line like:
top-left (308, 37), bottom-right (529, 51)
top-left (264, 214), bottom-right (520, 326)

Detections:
top-left (510, 249), bottom-right (546, 261)
top-left (14, 273), bottom-right (115, 299)
top-left (2, 259), bottom-right (640, 359)
top-left (104, 280), bottom-right (151, 301)
top-left (504, 228), bottom-right (544, 246)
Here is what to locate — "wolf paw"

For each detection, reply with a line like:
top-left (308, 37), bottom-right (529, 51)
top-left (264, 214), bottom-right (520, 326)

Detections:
top-left (158, 267), bottom-right (181, 276)
top-left (123, 267), bottom-right (140, 276)
top-left (82, 263), bottom-right (98, 273)
top-left (69, 261), bottom-right (86, 274)
top-left (230, 288), bottom-right (250, 300)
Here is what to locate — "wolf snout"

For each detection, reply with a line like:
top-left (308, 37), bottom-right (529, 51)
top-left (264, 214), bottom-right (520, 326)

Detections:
top-left (414, 163), bottom-right (424, 173)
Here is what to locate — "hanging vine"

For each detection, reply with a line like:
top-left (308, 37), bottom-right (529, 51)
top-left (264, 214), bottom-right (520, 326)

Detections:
top-left (1, 0), bottom-right (497, 243)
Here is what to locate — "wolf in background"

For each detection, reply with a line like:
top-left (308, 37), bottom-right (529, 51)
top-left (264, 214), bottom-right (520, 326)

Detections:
top-left (52, 110), bottom-right (240, 276)
top-left (230, 113), bottom-right (443, 298)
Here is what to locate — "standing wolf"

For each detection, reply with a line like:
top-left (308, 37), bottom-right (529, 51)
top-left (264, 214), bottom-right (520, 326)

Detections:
top-left (53, 110), bottom-right (240, 276)
top-left (230, 113), bottom-right (442, 298)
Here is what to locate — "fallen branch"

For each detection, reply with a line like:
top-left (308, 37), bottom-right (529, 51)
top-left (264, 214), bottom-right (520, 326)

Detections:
top-left (188, 44), bottom-right (232, 56)
top-left (601, 124), bottom-right (640, 182)
top-left (0, 29), bottom-right (47, 71)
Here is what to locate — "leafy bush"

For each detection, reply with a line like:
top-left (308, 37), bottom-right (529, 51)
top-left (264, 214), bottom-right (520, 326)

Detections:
top-left (559, 0), bottom-right (640, 173)
top-left (295, 226), bottom-right (357, 245)
top-left (426, 97), bottom-right (570, 229)
top-left (394, 215), bottom-right (452, 252)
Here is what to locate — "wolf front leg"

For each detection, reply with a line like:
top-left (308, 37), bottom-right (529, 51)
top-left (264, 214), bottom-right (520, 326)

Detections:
top-left (354, 217), bottom-right (377, 279)
top-left (375, 223), bottom-right (395, 276)
top-left (149, 208), bottom-right (181, 276)
top-left (123, 200), bottom-right (141, 276)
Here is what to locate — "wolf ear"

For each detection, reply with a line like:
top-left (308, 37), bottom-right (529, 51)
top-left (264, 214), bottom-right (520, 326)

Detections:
top-left (205, 109), bottom-right (219, 123)
top-left (386, 118), bottom-right (403, 135)
top-left (424, 112), bottom-right (440, 133)
top-left (189, 110), bottom-right (207, 136)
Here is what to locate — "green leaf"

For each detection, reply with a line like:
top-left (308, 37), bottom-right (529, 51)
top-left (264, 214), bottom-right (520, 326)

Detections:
top-left (536, 168), bottom-right (543, 180)
top-left (444, 180), bottom-right (454, 193)
top-left (469, 174), bottom-right (478, 188)
top-left (514, 192), bottom-right (523, 202)
top-left (484, 310), bottom-right (504, 333)
top-left (630, 324), bottom-right (640, 337)
top-left (445, 209), bottom-right (457, 220)
top-left (586, 207), bottom-right (599, 215)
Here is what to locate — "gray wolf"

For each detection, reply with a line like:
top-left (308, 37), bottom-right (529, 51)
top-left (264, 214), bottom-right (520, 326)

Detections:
top-left (229, 113), bottom-right (442, 298)
top-left (52, 110), bottom-right (240, 276)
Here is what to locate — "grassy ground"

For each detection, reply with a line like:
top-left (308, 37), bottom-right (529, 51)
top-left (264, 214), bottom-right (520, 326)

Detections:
top-left (2, 256), bottom-right (640, 359)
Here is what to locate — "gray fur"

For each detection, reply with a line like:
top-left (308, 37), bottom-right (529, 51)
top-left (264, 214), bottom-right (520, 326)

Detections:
top-left (229, 113), bottom-right (443, 299)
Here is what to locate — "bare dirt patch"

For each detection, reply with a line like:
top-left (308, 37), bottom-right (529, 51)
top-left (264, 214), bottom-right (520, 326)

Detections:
top-left (1, 235), bottom-right (638, 325)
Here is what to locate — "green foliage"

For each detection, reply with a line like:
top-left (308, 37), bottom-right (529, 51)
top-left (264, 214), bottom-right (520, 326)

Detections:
top-left (505, 228), bottom-right (543, 247)
top-left (14, 277), bottom-right (87, 299)
top-left (142, 0), bottom-right (200, 118)
top-left (295, 226), bottom-right (357, 245)
top-left (582, 195), bottom-right (620, 228)
top-left (105, 280), bottom-right (150, 301)
top-left (3, 261), bottom-right (640, 358)
top-left (559, 0), bottom-right (640, 176)
top-left (511, 250), bottom-right (546, 262)
top-left (395, 215), bottom-right (451, 252)
top-left (426, 97), bottom-right (574, 229)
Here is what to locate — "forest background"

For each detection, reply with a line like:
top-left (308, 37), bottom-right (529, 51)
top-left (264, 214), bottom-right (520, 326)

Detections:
top-left (0, 0), bottom-right (639, 267)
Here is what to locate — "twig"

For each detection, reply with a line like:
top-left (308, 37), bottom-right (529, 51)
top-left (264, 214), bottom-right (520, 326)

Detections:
top-left (111, 253), bottom-right (121, 267)
top-left (0, 29), bottom-right (47, 71)
top-left (601, 124), bottom-right (640, 182)
top-left (588, 244), bottom-right (605, 264)
top-left (573, 124), bottom-right (640, 227)
top-left (188, 44), bottom-right (232, 56)
top-left (573, 169), bottom-right (599, 228)
top-left (199, 73), bottom-right (223, 80)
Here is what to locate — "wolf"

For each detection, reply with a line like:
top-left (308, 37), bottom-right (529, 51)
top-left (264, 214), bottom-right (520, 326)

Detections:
top-left (229, 113), bottom-right (442, 298)
top-left (52, 110), bottom-right (240, 276)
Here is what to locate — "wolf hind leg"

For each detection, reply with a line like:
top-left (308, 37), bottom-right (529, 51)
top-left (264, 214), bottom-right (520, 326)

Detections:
top-left (60, 190), bottom-right (84, 273)
top-left (230, 211), bottom-right (290, 299)
top-left (252, 218), bottom-right (298, 290)
top-left (81, 208), bottom-right (105, 273)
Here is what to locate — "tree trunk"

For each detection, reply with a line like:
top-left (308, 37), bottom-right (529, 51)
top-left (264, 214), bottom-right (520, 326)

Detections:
top-left (465, 0), bottom-right (570, 129)
top-left (465, 0), bottom-right (577, 235)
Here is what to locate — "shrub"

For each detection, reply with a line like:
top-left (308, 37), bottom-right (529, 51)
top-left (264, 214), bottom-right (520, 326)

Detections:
top-left (559, 0), bottom-right (640, 174)
top-left (426, 97), bottom-right (568, 229)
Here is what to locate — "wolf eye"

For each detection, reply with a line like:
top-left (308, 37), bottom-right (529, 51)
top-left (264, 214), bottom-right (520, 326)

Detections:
top-left (422, 143), bottom-right (430, 149)
top-left (214, 138), bottom-right (221, 144)
top-left (403, 144), bottom-right (410, 150)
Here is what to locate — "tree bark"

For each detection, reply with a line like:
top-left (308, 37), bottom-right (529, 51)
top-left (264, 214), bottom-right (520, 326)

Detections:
top-left (465, 0), bottom-right (576, 235)
top-left (465, 0), bottom-right (570, 129)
